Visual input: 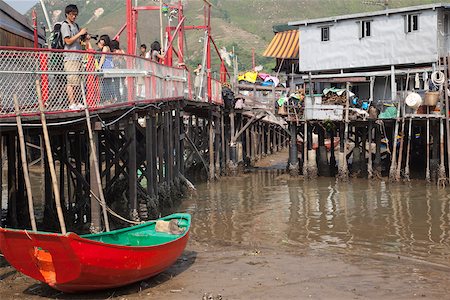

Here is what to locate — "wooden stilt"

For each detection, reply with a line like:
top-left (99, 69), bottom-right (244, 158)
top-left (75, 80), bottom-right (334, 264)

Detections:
top-left (13, 95), bottom-right (37, 231)
top-left (445, 56), bottom-right (450, 184)
top-left (81, 83), bottom-right (110, 232)
top-left (438, 118), bottom-right (447, 187)
top-left (36, 80), bottom-right (66, 234)
top-left (389, 67), bottom-right (400, 181)
top-left (395, 116), bottom-right (406, 181)
top-left (209, 116), bottom-right (215, 181)
top-left (128, 116), bottom-right (138, 221)
top-left (367, 121), bottom-right (373, 179)
top-left (404, 118), bottom-right (412, 181)
top-left (7, 133), bottom-right (18, 228)
top-left (426, 112), bottom-right (431, 182)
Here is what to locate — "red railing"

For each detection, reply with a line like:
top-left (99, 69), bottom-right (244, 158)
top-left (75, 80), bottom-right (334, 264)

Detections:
top-left (0, 47), bottom-right (192, 117)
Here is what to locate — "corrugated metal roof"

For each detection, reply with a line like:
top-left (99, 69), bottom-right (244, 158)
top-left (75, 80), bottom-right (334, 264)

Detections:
top-left (263, 30), bottom-right (299, 59)
top-left (288, 3), bottom-right (450, 27)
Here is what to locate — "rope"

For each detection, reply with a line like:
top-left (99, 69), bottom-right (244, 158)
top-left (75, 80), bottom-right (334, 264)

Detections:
top-left (88, 187), bottom-right (142, 225)
top-left (431, 71), bottom-right (445, 86)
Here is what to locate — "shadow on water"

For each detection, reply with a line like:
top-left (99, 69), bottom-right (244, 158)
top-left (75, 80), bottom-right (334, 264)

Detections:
top-left (21, 250), bottom-right (197, 299)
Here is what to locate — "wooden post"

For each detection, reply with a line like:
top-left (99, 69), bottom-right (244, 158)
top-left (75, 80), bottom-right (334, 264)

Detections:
top-left (80, 83), bottom-right (110, 232)
top-left (438, 118), bottom-right (446, 187)
top-left (245, 124), bottom-right (250, 161)
top-left (444, 55), bottom-right (450, 183)
top-left (288, 122), bottom-right (299, 176)
top-left (179, 109), bottom-right (185, 175)
top-left (389, 65), bottom-right (400, 181)
top-left (174, 108), bottom-right (181, 179)
top-left (374, 123), bottom-right (382, 178)
top-left (36, 80), bottom-right (66, 234)
top-left (215, 116), bottom-right (221, 176)
top-left (128, 116), bottom-right (138, 221)
top-left (302, 122), bottom-right (308, 177)
top-left (158, 112), bottom-right (164, 184)
top-left (221, 113), bottom-right (225, 172)
top-left (153, 113), bottom-right (159, 196)
top-left (14, 95), bottom-right (37, 231)
top-left (426, 111), bottom-right (431, 182)
top-left (89, 130), bottom-right (101, 232)
top-left (368, 121), bottom-right (373, 179)
top-left (404, 118), bottom-right (412, 181)
top-left (209, 116), bottom-right (215, 181)
top-left (6, 134), bottom-right (18, 228)
top-left (307, 122), bottom-right (317, 178)
top-left (168, 111), bottom-right (174, 183)
top-left (146, 115), bottom-right (155, 197)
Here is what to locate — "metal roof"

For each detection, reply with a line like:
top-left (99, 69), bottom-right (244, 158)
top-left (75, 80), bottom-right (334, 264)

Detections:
top-left (288, 3), bottom-right (450, 27)
top-left (263, 30), bottom-right (299, 59)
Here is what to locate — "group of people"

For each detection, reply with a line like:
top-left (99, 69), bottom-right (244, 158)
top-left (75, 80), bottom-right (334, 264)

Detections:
top-left (139, 42), bottom-right (165, 62)
top-left (60, 4), bottom-right (165, 109)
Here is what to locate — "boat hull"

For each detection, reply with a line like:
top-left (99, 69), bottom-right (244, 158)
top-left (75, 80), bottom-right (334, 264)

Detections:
top-left (0, 213), bottom-right (190, 293)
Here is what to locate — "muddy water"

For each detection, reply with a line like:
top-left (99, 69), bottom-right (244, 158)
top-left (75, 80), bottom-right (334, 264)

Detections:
top-left (3, 165), bottom-right (450, 267)
top-left (180, 172), bottom-right (450, 266)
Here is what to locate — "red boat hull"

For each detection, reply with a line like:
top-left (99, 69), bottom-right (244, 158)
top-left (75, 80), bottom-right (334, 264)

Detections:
top-left (0, 226), bottom-right (189, 292)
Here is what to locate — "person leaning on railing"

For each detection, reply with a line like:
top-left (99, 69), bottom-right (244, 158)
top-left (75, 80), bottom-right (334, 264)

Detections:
top-left (110, 40), bottom-right (127, 102)
top-left (96, 35), bottom-right (116, 104)
top-left (61, 4), bottom-right (89, 110)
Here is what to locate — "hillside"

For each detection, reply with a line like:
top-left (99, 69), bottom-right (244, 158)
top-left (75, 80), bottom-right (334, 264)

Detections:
top-left (30, 0), bottom-right (443, 72)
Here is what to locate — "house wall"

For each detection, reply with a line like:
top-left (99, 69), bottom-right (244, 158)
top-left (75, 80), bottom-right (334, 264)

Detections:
top-left (299, 9), bottom-right (440, 72)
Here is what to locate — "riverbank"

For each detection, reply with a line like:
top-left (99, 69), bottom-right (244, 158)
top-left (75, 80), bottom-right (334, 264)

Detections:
top-left (2, 238), bottom-right (450, 299)
top-left (2, 150), bottom-right (450, 299)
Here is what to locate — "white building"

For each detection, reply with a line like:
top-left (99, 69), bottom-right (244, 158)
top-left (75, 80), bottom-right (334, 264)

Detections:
top-left (288, 3), bottom-right (450, 102)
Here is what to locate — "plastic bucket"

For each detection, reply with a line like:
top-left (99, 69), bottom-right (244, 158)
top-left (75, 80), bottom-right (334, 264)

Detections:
top-left (424, 91), bottom-right (440, 106)
top-left (405, 92), bottom-right (422, 110)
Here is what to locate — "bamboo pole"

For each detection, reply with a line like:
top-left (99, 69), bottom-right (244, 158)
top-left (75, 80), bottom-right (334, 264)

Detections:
top-left (438, 118), bottom-right (446, 187)
top-left (36, 80), bottom-right (66, 234)
top-left (81, 84), bottom-right (110, 232)
top-left (159, 0), bottom-right (164, 47)
top-left (338, 82), bottom-right (350, 180)
top-left (395, 73), bottom-right (409, 181)
top-left (444, 55), bottom-right (450, 183)
top-left (13, 95), bottom-right (37, 231)
top-left (426, 110), bottom-right (431, 182)
top-left (389, 66), bottom-right (400, 181)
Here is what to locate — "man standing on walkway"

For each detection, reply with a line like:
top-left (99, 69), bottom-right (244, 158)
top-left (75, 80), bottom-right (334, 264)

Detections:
top-left (61, 4), bottom-right (88, 109)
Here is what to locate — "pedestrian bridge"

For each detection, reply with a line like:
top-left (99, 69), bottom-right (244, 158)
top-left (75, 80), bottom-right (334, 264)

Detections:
top-left (0, 47), bottom-right (223, 118)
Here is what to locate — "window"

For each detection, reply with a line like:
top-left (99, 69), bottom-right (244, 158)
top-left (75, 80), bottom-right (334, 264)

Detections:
top-left (360, 20), bottom-right (371, 38)
top-left (405, 14), bottom-right (419, 32)
top-left (321, 26), bottom-right (330, 41)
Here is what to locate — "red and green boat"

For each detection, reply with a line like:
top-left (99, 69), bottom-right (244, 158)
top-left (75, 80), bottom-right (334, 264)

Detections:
top-left (0, 213), bottom-right (190, 293)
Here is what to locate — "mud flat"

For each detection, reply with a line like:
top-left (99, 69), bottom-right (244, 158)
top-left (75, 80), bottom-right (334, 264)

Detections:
top-left (1, 238), bottom-right (450, 299)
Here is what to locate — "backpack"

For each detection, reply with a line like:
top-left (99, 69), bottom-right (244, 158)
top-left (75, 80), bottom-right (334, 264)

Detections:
top-left (50, 21), bottom-right (79, 49)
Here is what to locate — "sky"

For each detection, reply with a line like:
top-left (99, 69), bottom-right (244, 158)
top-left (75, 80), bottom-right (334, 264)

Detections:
top-left (4, 0), bottom-right (39, 14)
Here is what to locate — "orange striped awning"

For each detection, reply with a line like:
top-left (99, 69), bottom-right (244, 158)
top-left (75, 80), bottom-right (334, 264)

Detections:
top-left (263, 30), bottom-right (299, 59)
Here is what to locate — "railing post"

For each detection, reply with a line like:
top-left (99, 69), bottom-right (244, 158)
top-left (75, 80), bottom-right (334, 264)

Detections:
top-left (39, 53), bottom-right (49, 104)
top-left (86, 50), bottom-right (99, 107)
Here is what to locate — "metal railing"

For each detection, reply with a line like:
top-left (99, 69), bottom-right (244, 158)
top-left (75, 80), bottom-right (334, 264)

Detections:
top-left (0, 47), bottom-right (189, 117)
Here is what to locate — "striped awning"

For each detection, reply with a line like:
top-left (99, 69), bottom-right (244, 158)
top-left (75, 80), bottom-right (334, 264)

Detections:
top-left (263, 30), bottom-right (299, 59)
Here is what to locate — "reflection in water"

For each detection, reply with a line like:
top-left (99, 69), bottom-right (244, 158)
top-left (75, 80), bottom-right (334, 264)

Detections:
top-left (180, 171), bottom-right (450, 265)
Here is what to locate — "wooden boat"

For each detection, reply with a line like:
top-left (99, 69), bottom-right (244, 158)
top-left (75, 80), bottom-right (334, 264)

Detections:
top-left (0, 213), bottom-right (190, 293)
